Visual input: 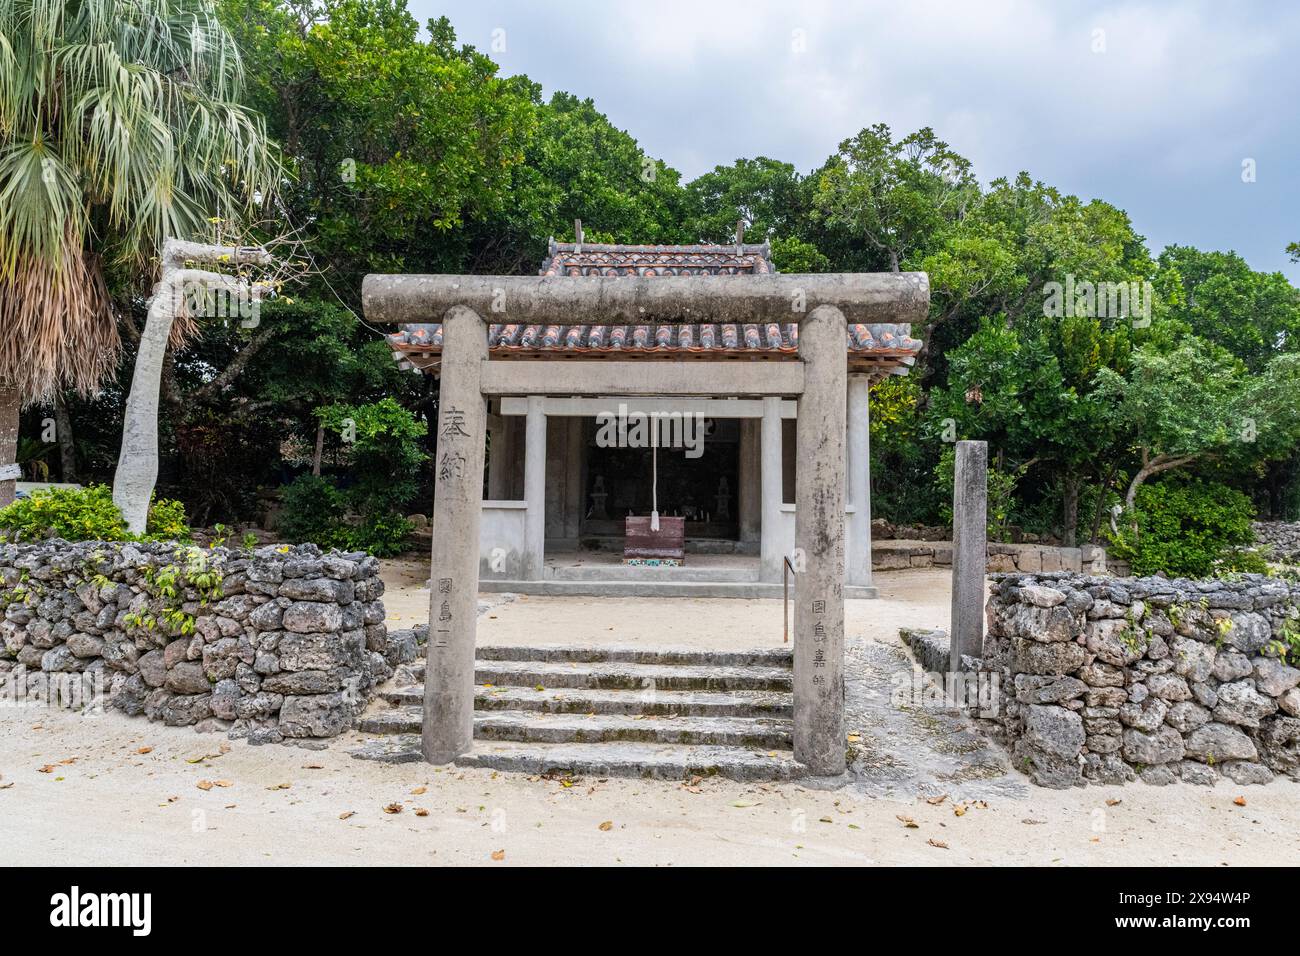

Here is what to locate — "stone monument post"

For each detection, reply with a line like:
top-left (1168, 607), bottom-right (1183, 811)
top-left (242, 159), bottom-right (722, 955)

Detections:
top-left (949, 439), bottom-right (988, 672)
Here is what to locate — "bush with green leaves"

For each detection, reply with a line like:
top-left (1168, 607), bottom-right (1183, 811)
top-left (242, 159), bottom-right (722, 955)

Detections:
top-left (276, 475), bottom-right (350, 549)
top-left (0, 485), bottom-right (192, 543)
top-left (1107, 478), bottom-right (1256, 577)
top-left (276, 400), bottom-right (427, 556)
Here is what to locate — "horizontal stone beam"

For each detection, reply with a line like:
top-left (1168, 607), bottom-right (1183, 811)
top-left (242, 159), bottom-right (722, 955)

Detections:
top-left (362, 273), bottom-right (930, 326)
top-left (481, 360), bottom-right (805, 397)
top-left (498, 396), bottom-right (798, 418)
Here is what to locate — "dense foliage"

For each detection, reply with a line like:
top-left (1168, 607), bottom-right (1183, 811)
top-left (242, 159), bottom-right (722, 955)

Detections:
top-left (0, 485), bottom-right (190, 543)
top-left (1106, 479), bottom-right (1257, 578)
top-left (6, 0), bottom-right (1300, 567)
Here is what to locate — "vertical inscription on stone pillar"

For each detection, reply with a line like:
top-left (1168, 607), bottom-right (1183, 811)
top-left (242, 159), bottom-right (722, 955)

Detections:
top-left (422, 307), bottom-right (488, 765)
top-left (793, 305), bottom-right (847, 776)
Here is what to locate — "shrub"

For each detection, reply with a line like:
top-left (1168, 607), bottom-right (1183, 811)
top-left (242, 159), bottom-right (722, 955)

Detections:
top-left (347, 512), bottom-right (415, 558)
top-left (1107, 478), bottom-right (1255, 577)
top-left (0, 484), bottom-right (191, 543)
top-left (272, 399), bottom-right (427, 556)
top-left (277, 475), bottom-right (349, 549)
top-left (277, 476), bottom-right (414, 557)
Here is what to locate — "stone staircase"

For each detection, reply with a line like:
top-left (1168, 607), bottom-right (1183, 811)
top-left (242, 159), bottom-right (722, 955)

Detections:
top-left (350, 644), bottom-right (800, 781)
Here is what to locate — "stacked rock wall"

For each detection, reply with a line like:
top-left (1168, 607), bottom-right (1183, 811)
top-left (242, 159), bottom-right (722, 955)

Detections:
top-left (1254, 521), bottom-right (1300, 563)
top-left (984, 572), bottom-right (1300, 788)
top-left (0, 541), bottom-right (414, 745)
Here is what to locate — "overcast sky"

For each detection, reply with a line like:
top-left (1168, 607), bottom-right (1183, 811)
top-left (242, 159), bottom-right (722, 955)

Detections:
top-left (416, 1), bottom-right (1299, 280)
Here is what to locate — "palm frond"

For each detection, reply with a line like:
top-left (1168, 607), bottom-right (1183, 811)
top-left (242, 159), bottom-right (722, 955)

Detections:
top-left (0, 0), bottom-right (284, 403)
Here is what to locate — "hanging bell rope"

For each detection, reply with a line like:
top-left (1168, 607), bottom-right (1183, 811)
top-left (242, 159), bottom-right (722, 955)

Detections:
top-left (650, 413), bottom-right (660, 532)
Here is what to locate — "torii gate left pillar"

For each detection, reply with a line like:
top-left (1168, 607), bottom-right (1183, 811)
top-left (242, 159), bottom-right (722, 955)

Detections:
top-left (422, 305), bottom-right (488, 763)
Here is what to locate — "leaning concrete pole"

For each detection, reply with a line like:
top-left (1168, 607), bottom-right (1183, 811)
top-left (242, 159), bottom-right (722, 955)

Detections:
top-left (949, 440), bottom-right (988, 671)
top-left (792, 305), bottom-right (848, 775)
top-left (0, 380), bottom-right (18, 507)
top-left (423, 305), bottom-right (488, 764)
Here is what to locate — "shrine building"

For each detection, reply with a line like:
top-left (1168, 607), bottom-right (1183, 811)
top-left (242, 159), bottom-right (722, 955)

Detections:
top-left (384, 238), bottom-right (923, 599)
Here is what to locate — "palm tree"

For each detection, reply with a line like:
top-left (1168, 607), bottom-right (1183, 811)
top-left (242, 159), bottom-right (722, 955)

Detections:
top-left (0, 0), bottom-right (281, 505)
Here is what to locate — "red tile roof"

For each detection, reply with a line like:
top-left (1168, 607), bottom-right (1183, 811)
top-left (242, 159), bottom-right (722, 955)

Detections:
top-left (389, 240), bottom-right (922, 374)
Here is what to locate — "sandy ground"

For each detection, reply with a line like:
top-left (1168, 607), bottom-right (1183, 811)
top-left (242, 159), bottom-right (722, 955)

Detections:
top-left (2, 565), bottom-right (1297, 866)
top-left (2, 705), bottom-right (1295, 866)
top-left (380, 559), bottom-right (953, 649)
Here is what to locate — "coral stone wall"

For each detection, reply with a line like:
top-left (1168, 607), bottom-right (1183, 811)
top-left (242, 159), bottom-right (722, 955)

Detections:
top-left (0, 541), bottom-right (414, 745)
top-left (984, 573), bottom-right (1300, 788)
top-left (1254, 521), bottom-right (1300, 563)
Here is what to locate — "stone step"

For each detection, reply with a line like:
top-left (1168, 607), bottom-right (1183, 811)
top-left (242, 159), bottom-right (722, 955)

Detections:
top-left (472, 644), bottom-right (793, 668)
top-left (546, 564), bottom-right (760, 583)
top-left (359, 707), bottom-right (792, 747)
top-left (469, 659), bottom-right (793, 692)
top-left (380, 684), bottom-right (793, 718)
top-left (396, 658), bottom-right (793, 692)
top-left (350, 736), bottom-right (802, 781)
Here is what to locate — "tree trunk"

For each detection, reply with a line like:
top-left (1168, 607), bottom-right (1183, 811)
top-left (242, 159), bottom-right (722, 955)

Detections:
top-left (53, 392), bottom-right (77, 483)
top-left (1124, 452), bottom-right (1200, 513)
top-left (0, 380), bottom-right (19, 507)
top-left (311, 421), bottom-right (325, 476)
top-left (1061, 474), bottom-right (1081, 548)
top-left (113, 280), bottom-right (181, 533)
top-left (1089, 464), bottom-right (1116, 544)
top-left (112, 238), bottom-right (272, 535)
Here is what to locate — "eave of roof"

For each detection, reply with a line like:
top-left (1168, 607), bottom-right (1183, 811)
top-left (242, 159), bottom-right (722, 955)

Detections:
top-left (389, 240), bottom-right (922, 377)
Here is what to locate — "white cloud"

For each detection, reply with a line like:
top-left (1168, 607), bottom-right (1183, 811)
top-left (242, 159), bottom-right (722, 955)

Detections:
top-left (416, 0), bottom-right (1300, 277)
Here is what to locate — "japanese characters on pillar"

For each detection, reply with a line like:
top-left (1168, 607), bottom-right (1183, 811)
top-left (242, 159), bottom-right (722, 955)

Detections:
top-left (811, 599), bottom-right (827, 684)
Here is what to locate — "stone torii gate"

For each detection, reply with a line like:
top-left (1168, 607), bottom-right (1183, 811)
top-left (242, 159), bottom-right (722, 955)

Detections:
top-left (363, 272), bottom-right (929, 775)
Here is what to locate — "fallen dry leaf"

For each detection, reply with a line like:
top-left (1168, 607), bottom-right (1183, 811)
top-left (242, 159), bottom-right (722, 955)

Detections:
top-left (928, 838), bottom-right (949, 849)
top-left (339, 811), bottom-right (355, 820)
top-left (491, 849), bottom-right (505, 861)
top-left (896, 814), bottom-right (919, 829)
top-left (598, 820), bottom-right (613, 831)
top-left (37, 765), bottom-right (56, 774)
top-left (266, 783), bottom-right (291, 791)
top-left (414, 808), bottom-right (429, 817)
top-left (382, 803), bottom-right (404, 814)
top-left (926, 794), bottom-right (948, 806)
top-left (1105, 798), bottom-right (1122, 806)
top-left (1233, 796), bottom-right (1247, 807)
top-left (411, 786), bottom-right (427, 795)
top-left (136, 747), bottom-right (153, 755)
top-left (196, 780), bottom-right (214, 791)
top-left (214, 780), bottom-right (232, 788)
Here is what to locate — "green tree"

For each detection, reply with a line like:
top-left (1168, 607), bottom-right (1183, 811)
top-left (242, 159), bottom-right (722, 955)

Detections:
top-left (0, 0), bottom-right (280, 502)
top-left (1158, 246), bottom-right (1300, 371)
top-left (811, 124), bottom-right (978, 274)
top-left (219, 0), bottom-right (537, 288)
top-left (685, 157), bottom-right (806, 242)
top-left (1094, 339), bottom-right (1300, 511)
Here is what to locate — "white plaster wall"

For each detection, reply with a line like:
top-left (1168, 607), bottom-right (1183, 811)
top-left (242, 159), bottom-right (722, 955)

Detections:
top-left (479, 501), bottom-right (527, 580)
